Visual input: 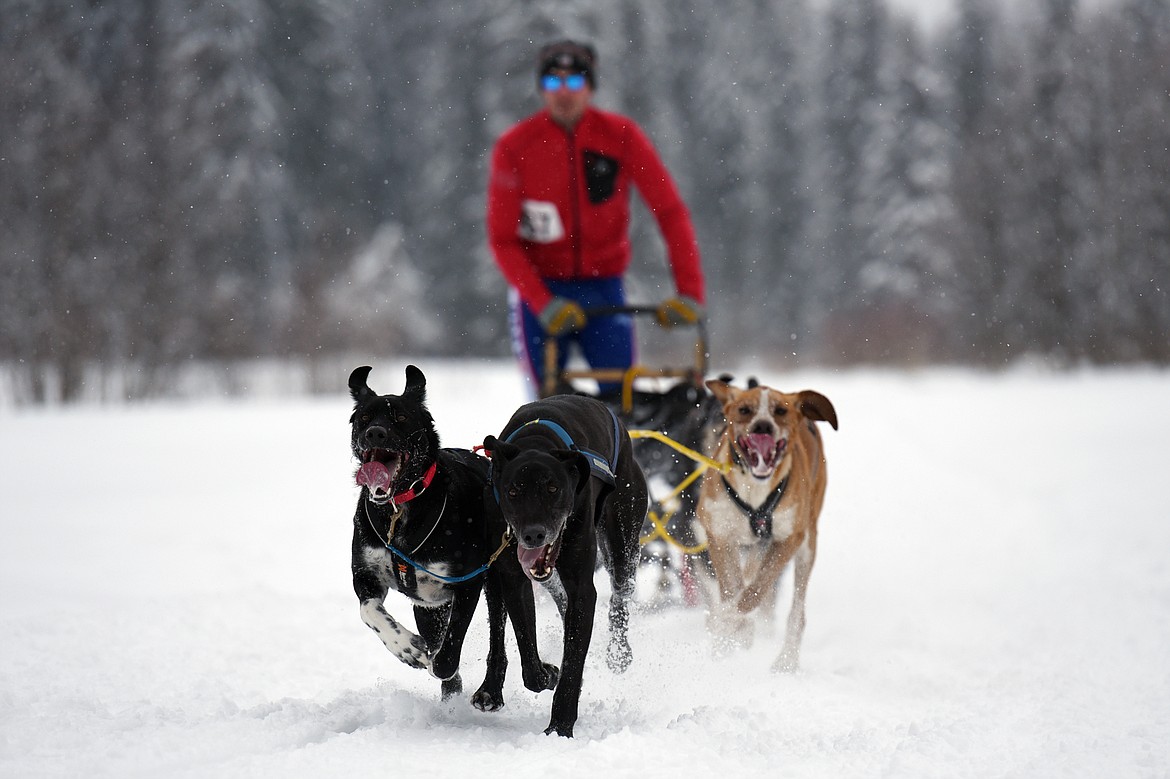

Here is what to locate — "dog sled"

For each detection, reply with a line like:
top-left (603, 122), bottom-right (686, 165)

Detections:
top-left (539, 305), bottom-right (725, 606)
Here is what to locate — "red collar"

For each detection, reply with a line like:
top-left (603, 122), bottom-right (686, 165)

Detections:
top-left (390, 461), bottom-right (438, 506)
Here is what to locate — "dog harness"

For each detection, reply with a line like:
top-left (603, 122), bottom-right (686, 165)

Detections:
top-left (721, 418), bottom-right (826, 540)
top-left (720, 474), bottom-right (790, 540)
top-left (364, 461), bottom-right (511, 588)
top-left (502, 410), bottom-right (623, 487)
top-left (720, 437), bottom-right (793, 539)
top-left (379, 525), bottom-right (512, 587)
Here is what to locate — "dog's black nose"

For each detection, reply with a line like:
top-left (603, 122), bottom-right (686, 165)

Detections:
top-left (522, 529), bottom-right (547, 548)
top-left (364, 426), bottom-right (388, 446)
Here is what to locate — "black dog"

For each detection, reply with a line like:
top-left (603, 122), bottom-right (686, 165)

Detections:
top-left (484, 394), bottom-right (648, 736)
top-left (349, 365), bottom-right (557, 707)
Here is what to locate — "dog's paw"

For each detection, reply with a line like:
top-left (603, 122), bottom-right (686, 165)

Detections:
top-left (397, 653), bottom-right (429, 671)
top-left (440, 674), bottom-right (463, 700)
top-left (736, 588), bottom-right (763, 614)
top-left (606, 638), bottom-right (632, 674)
top-left (706, 605), bottom-right (754, 653)
top-left (771, 656), bottom-right (799, 674)
top-left (771, 645), bottom-right (801, 673)
top-left (470, 688), bottom-right (505, 712)
top-left (730, 617), bottom-right (755, 648)
top-left (523, 662), bottom-right (559, 693)
top-left (362, 600), bottom-right (433, 670)
top-left (395, 635), bottom-right (432, 670)
top-left (544, 720), bottom-right (574, 738)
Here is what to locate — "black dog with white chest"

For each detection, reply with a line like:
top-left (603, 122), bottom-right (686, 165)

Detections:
top-left (484, 394), bottom-right (648, 737)
top-left (349, 365), bottom-right (557, 707)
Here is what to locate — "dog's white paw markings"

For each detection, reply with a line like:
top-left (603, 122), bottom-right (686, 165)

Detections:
top-left (361, 599), bottom-right (432, 671)
top-left (707, 604), bottom-right (755, 653)
top-left (606, 639), bottom-right (632, 673)
top-left (771, 654), bottom-right (799, 674)
top-left (772, 642), bottom-right (801, 673)
top-left (397, 637), bottom-right (431, 670)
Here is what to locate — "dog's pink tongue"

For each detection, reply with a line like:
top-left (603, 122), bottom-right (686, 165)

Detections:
top-left (517, 545), bottom-right (549, 582)
top-left (741, 433), bottom-right (780, 473)
top-left (747, 433), bottom-right (775, 461)
top-left (356, 461), bottom-right (393, 493)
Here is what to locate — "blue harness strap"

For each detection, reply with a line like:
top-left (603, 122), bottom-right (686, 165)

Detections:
top-left (502, 408), bottom-right (622, 487)
top-left (363, 496), bottom-right (507, 586)
top-left (386, 543), bottom-right (495, 584)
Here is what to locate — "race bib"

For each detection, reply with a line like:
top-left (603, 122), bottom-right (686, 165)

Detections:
top-left (519, 199), bottom-right (565, 244)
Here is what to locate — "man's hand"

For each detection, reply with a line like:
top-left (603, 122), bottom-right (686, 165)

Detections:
top-left (656, 296), bottom-right (704, 327)
top-left (539, 297), bottom-right (587, 335)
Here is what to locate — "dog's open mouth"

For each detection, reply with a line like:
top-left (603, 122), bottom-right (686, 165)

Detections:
top-left (356, 448), bottom-right (407, 503)
top-left (737, 433), bottom-right (787, 479)
top-left (517, 534), bottom-right (563, 582)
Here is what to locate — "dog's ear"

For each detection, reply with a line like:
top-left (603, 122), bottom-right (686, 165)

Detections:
top-left (705, 377), bottom-right (737, 405)
top-left (348, 366), bottom-right (375, 404)
top-left (484, 436), bottom-right (520, 463)
top-left (552, 450), bottom-right (592, 494)
top-left (403, 364), bottom-right (427, 402)
top-left (798, 390), bottom-right (838, 430)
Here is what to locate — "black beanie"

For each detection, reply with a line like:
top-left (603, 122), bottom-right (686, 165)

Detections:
top-left (536, 40), bottom-right (597, 88)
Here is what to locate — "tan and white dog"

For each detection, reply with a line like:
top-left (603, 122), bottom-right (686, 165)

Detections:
top-left (696, 378), bottom-right (837, 671)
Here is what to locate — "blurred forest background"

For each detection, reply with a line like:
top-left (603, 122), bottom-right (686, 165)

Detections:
top-left (2, 0), bottom-right (1168, 403)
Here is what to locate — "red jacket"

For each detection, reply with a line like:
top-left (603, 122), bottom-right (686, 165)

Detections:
top-left (487, 106), bottom-right (704, 313)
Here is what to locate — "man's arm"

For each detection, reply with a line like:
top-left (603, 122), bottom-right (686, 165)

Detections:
top-left (624, 122), bottom-right (705, 305)
top-left (486, 140), bottom-right (556, 313)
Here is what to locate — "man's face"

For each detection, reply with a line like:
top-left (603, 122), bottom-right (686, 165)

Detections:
top-left (541, 69), bottom-right (593, 128)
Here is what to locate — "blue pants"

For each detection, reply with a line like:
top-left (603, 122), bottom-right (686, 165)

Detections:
top-left (509, 277), bottom-right (636, 397)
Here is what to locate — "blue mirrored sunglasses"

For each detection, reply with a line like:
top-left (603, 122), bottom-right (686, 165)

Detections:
top-left (541, 73), bottom-right (588, 92)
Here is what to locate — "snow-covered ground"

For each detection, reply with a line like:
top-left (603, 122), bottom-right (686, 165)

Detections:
top-left (2, 361), bottom-right (1167, 777)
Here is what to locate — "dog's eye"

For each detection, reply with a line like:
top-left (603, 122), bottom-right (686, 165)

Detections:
top-left (507, 487), bottom-right (518, 498)
top-left (547, 484), bottom-right (558, 494)
top-left (774, 406), bottom-right (788, 417)
top-left (737, 405), bottom-right (752, 417)
top-left (396, 414), bottom-right (407, 422)
top-left (360, 414), bottom-right (371, 424)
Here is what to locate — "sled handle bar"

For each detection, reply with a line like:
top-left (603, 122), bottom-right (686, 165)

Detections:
top-left (579, 304), bottom-right (694, 319)
top-left (540, 305), bottom-right (709, 404)
top-left (580, 305), bottom-right (708, 343)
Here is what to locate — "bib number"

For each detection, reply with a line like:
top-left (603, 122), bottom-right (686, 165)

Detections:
top-left (519, 199), bottom-right (565, 244)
